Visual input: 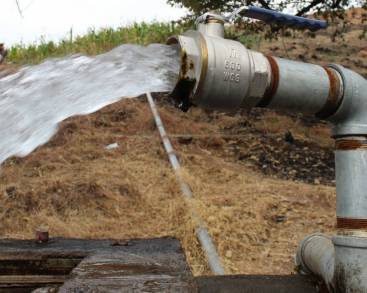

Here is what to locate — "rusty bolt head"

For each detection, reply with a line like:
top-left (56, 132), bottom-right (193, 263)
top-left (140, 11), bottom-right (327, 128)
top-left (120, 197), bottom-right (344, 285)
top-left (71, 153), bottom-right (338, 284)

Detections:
top-left (36, 228), bottom-right (49, 243)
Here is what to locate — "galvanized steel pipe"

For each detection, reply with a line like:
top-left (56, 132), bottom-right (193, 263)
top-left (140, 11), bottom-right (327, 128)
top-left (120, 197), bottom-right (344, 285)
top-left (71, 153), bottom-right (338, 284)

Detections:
top-left (263, 58), bottom-right (335, 114)
top-left (146, 92), bottom-right (225, 275)
top-left (169, 15), bottom-right (367, 292)
top-left (335, 137), bottom-right (367, 225)
top-left (296, 234), bottom-right (335, 292)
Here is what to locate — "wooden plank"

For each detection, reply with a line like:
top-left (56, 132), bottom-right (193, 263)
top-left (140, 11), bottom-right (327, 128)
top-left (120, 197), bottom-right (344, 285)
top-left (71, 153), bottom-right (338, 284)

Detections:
top-left (0, 275), bottom-right (66, 284)
top-left (0, 237), bottom-right (186, 260)
top-left (196, 275), bottom-right (326, 293)
top-left (0, 237), bottom-right (195, 292)
top-left (0, 258), bottom-right (81, 275)
top-left (0, 238), bottom-right (327, 292)
top-left (59, 252), bottom-right (197, 292)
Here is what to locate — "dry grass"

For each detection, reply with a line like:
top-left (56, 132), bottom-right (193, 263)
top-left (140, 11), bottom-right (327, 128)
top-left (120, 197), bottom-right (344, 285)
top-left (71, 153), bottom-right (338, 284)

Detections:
top-left (160, 102), bottom-right (336, 275)
top-left (180, 157), bottom-right (335, 274)
top-left (0, 95), bottom-right (344, 271)
top-left (0, 97), bottom-right (336, 276)
top-left (254, 111), bottom-right (334, 148)
top-left (0, 98), bottom-right (211, 274)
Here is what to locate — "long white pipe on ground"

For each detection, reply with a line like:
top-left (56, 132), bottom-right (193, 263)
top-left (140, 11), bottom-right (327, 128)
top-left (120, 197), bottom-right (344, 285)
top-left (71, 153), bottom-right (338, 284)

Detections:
top-left (146, 92), bottom-right (225, 275)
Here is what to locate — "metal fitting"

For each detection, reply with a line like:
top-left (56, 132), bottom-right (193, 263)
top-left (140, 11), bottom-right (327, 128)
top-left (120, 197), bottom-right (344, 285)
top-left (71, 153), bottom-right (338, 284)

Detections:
top-left (295, 233), bottom-right (335, 292)
top-left (297, 233), bottom-right (367, 292)
top-left (36, 227), bottom-right (49, 244)
top-left (328, 65), bottom-right (367, 137)
top-left (170, 30), bottom-right (271, 111)
top-left (196, 12), bottom-right (226, 38)
top-left (247, 51), bottom-right (271, 103)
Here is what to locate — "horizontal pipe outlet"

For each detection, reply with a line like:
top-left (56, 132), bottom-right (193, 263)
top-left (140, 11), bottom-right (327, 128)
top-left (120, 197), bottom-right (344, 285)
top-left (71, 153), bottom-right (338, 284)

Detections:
top-left (170, 32), bottom-right (346, 119)
top-left (265, 58), bottom-right (332, 114)
top-left (296, 234), bottom-right (335, 291)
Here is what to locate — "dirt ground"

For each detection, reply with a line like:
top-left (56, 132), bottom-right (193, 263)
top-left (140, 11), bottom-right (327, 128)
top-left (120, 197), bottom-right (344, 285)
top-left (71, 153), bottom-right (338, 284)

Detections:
top-left (0, 9), bottom-right (365, 276)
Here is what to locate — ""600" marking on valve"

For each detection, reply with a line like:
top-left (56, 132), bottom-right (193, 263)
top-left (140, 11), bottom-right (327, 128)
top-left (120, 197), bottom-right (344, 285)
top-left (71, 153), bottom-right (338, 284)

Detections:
top-left (225, 60), bottom-right (241, 71)
top-left (224, 59), bottom-right (241, 83)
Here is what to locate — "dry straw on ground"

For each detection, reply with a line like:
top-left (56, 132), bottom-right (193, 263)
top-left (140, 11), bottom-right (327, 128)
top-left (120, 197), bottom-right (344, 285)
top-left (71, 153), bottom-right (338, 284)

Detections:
top-left (0, 97), bottom-right (335, 275)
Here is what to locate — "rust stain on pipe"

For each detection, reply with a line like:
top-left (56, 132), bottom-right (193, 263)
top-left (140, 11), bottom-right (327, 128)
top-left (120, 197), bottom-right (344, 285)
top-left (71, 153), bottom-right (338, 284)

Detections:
top-left (337, 217), bottom-right (367, 230)
top-left (180, 50), bottom-right (189, 78)
top-left (335, 139), bottom-right (367, 150)
top-left (316, 67), bottom-right (343, 119)
top-left (257, 55), bottom-right (279, 108)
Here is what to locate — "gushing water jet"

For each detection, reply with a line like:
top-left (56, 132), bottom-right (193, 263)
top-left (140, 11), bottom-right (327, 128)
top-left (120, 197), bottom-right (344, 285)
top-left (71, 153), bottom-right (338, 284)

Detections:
top-left (0, 44), bottom-right (179, 165)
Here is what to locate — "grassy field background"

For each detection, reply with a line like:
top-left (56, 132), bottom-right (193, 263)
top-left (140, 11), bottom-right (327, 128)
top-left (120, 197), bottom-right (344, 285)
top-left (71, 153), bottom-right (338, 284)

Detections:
top-left (7, 22), bottom-right (188, 64)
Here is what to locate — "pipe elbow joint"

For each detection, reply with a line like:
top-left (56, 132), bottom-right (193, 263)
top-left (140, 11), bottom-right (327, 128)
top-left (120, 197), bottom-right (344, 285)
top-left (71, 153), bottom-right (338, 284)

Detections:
top-left (328, 65), bottom-right (367, 137)
top-left (297, 233), bottom-right (367, 293)
top-left (295, 233), bottom-right (335, 291)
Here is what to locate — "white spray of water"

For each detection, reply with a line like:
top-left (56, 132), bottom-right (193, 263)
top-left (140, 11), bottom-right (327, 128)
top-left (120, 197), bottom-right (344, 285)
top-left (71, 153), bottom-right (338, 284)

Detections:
top-left (0, 44), bottom-right (179, 165)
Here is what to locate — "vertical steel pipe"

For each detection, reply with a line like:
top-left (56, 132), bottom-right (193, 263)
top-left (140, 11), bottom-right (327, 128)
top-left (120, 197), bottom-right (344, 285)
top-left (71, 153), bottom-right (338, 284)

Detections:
top-left (335, 137), bottom-right (367, 228)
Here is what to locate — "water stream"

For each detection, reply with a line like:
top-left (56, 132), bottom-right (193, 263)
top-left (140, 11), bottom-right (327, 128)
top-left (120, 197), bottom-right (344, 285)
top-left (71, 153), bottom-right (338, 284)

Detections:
top-left (0, 44), bottom-right (179, 165)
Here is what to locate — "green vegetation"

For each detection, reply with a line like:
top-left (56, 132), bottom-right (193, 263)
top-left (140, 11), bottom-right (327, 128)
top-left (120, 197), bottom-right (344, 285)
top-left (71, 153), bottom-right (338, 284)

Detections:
top-left (7, 22), bottom-right (190, 64)
top-left (167, 0), bottom-right (366, 19)
top-left (6, 20), bottom-right (263, 65)
top-left (225, 27), bottom-right (262, 50)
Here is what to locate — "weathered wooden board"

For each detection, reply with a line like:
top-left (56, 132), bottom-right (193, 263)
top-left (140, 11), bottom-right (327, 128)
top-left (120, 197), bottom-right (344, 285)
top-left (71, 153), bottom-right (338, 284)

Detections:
top-left (0, 237), bottom-right (195, 292)
top-left (0, 238), bottom-right (324, 292)
top-left (197, 275), bottom-right (324, 293)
